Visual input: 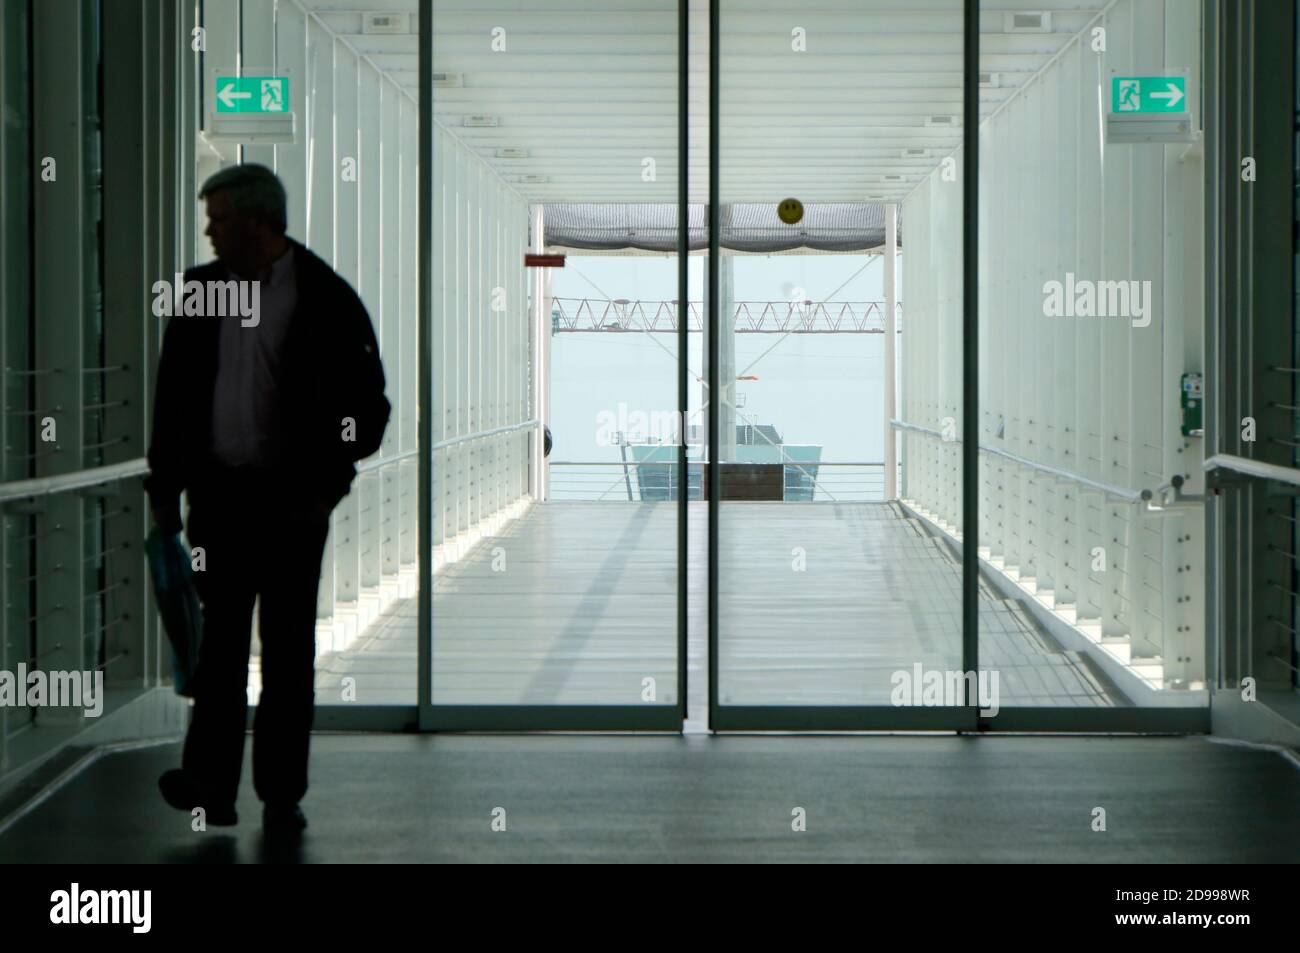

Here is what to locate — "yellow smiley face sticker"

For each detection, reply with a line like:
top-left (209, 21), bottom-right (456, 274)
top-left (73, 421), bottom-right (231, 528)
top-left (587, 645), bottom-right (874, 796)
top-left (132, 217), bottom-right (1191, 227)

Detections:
top-left (777, 197), bottom-right (804, 225)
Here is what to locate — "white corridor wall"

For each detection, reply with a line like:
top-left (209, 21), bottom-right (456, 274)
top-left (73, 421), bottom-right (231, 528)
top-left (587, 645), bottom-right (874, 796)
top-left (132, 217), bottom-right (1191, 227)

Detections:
top-left (431, 125), bottom-right (532, 560)
top-left (199, 0), bottom-right (420, 647)
top-left (901, 0), bottom-right (1205, 696)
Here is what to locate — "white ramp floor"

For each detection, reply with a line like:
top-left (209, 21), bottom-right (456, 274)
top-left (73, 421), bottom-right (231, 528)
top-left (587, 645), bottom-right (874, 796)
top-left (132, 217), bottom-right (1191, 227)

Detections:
top-left (313, 502), bottom-right (1124, 709)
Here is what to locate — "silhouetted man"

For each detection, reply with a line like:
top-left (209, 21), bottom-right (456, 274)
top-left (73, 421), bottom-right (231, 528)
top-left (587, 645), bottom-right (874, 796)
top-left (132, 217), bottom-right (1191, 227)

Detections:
top-left (146, 164), bottom-right (389, 833)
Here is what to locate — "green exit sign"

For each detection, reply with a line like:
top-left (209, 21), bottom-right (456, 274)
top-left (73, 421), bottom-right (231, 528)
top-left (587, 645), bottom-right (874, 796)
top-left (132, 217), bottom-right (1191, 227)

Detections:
top-left (215, 76), bottom-right (290, 114)
top-left (1111, 76), bottom-right (1186, 113)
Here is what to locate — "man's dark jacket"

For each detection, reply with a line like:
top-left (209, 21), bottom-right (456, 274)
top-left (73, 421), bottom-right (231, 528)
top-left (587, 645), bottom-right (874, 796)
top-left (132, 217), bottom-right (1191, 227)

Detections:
top-left (145, 239), bottom-right (391, 531)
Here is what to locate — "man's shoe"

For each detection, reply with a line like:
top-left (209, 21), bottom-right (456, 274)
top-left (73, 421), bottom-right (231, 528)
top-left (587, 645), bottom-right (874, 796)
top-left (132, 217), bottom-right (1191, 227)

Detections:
top-left (263, 803), bottom-right (308, 833)
top-left (158, 769), bottom-right (238, 826)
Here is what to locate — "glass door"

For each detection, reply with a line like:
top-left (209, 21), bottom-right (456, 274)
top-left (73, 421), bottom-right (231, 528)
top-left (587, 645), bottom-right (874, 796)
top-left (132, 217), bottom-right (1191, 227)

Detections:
top-left (412, 0), bottom-right (1207, 734)
top-left (972, 0), bottom-right (1208, 731)
top-left (709, 0), bottom-right (972, 729)
top-left (421, 0), bottom-right (687, 729)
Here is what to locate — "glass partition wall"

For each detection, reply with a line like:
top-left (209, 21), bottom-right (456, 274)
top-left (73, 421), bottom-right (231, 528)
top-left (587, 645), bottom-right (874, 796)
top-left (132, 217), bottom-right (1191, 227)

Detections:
top-left (710, 0), bottom-right (968, 729)
top-left (200, 0), bottom-right (422, 721)
top-left (422, 0), bottom-right (686, 728)
top-left (969, 0), bottom-right (1206, 729)
top-left (0, 0), bottom-right (1218, 791)
top-left (409, 0), bottom-right (1207, 732)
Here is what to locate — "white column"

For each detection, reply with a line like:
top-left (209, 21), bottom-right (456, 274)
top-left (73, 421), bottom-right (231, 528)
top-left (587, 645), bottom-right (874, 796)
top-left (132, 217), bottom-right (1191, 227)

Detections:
top-left (542, 250), bottom-right (552, 500)
top-left (529, 204), bottom-right (550, 501)
top-left (884, 203), bottom-right (898, 500)
top-left (529, 204), bottom-right (542, 499)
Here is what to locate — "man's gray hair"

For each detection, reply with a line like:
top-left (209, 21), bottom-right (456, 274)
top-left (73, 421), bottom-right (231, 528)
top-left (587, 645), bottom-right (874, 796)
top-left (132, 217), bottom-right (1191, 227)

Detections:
top-left (198, 163), bottom-right (288, 234)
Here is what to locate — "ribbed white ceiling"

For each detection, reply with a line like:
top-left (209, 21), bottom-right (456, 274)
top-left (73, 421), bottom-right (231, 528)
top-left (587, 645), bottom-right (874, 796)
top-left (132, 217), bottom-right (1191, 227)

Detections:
top-left (303, 1), bottom-right (1106, 203)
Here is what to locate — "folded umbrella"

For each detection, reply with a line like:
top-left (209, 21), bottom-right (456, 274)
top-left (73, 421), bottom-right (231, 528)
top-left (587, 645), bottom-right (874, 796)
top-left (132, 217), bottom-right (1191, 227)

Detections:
top-left (144, 527), bottom-right (203, 697)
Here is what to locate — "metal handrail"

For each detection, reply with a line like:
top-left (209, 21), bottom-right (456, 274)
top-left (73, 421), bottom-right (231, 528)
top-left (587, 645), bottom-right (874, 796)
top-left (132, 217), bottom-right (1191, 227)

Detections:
top-left (1204, 453), bottom-right (1300, 488)
top-left (356, 449), bottom-right (419, 474)
top-left (0, 450), bottom-right (419, 504)
top-left (552, 460), bottom-right (672, 466)
top-left (432, 418), bottom-right (539, 451)
top-left (891, 419), bottom-right (1147, 503)
top-left (0, 457), bottom-right (149, 504)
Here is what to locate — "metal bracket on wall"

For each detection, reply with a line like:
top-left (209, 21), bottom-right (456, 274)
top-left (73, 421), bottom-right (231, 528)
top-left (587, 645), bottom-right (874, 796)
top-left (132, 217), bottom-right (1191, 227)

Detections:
top-left (1143, 475), bottom-right (1207, 512)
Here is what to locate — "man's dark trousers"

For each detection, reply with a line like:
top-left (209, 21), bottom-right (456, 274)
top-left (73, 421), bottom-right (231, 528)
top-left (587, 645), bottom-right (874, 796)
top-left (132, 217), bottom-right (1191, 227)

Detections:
top-left (181, 467), bottom-right (330, 808)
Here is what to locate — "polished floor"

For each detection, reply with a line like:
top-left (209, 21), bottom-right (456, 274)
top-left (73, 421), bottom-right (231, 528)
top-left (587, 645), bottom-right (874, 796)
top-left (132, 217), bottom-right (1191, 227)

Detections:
top-left (1, 734), bottom-right (1297, 863)
top-left (313, 502), bottom-right (1122, 710)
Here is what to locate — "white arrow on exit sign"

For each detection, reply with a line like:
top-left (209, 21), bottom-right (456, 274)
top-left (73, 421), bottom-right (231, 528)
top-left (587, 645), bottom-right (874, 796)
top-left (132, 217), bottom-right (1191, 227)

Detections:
top-left (217, 83), bottom-right (251, 109)
top-left (1150, 82), bottom-right (1184, 108)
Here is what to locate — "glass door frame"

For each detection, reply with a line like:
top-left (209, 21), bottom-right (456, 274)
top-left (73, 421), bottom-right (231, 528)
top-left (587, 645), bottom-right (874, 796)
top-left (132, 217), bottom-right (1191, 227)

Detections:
top-left (704, 0), bottom-right (978, 733)
top-left (702, 0), bottom-right (1208, 734)
top-left (414, 0), bottom-right (690, 731)
top-left (406, 0), bottom-right (1211, 734)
